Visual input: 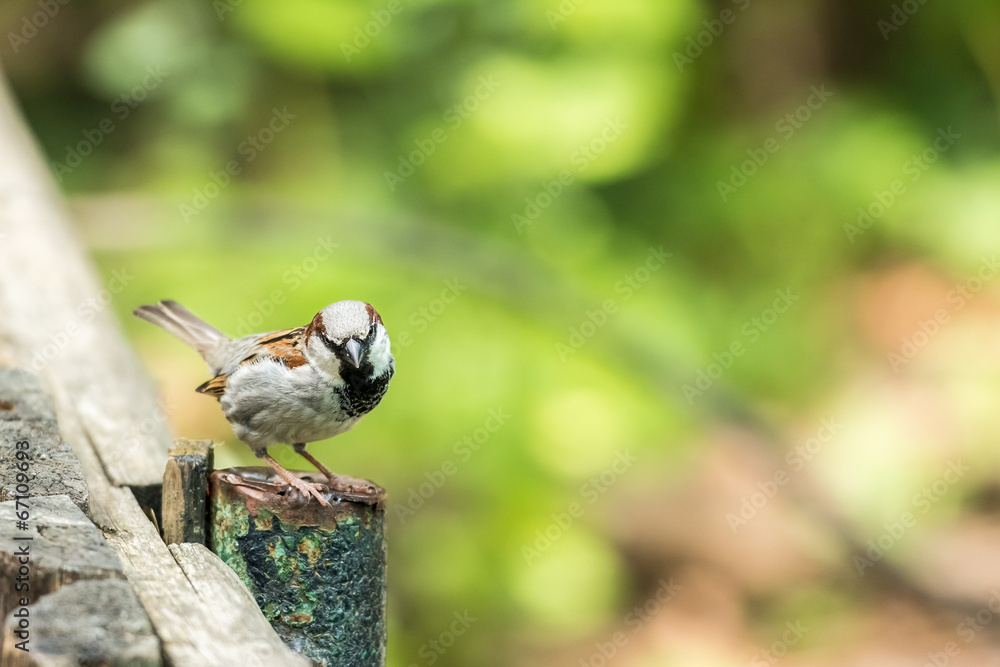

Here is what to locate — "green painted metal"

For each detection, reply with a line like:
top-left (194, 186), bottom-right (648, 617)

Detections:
top-left (209, 468), bottom-right (386, 667)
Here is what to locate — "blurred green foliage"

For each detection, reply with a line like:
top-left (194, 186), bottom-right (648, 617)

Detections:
top-left (5, 0), bottom-right (1000, 664)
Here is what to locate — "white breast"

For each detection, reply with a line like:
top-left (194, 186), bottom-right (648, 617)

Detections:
top-left (219, 359), bottom-right (361, 451)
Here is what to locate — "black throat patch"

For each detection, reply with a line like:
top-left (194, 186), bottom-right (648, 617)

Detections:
top-left (336, 367), bottom-right (394, 418)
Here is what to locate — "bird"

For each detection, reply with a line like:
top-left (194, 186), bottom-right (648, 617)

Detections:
top-left (134, 299), bottom-right (395, 506)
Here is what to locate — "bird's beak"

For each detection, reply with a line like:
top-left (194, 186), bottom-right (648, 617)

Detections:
top-left (345, 338), bottom-right (362, 368)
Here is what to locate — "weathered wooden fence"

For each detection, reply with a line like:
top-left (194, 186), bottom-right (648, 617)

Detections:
top-left (0, 63), bottom-right (383, 665)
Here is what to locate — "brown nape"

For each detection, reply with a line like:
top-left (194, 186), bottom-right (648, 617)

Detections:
top-left (306, 311), bottom-right (327, 339)
top-left (364, 302), bottom-right (383, 326)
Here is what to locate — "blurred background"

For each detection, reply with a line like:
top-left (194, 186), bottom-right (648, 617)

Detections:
top-left (4, 0), bottom-right (1000, 664)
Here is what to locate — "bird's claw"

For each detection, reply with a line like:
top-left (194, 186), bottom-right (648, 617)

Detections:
top-left (328, 473), bottom-right (375, 495)
top-left (288, 476), bottom-right (330, 507)
top-left (324, 473), bottom-right (384, 503)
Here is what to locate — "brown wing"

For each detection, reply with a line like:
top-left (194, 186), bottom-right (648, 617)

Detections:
top-left (194, 327), bottom-right (308, 399)
top-left (195, 375), bottom-right (228, 398)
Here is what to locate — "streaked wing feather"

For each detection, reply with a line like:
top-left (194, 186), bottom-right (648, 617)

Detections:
top-left (195, 375), bottom-right (228, 397)
top-left (194, 327), bottom-right (307, 399)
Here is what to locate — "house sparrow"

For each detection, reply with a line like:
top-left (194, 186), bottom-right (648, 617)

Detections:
top-left (134, 299), bottom-right (395, 506)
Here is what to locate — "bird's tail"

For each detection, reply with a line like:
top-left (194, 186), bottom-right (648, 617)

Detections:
top-left (133, 300), bottom-right (228, 361)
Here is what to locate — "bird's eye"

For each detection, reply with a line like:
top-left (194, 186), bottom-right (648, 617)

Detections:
top-left (319, 332), bottom-right (339, 352)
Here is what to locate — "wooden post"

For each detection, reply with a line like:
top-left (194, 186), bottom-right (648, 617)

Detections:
top-left (209, 468), bottom-right (387, 667)
top-left (162, 439), bottom-right (214, 545)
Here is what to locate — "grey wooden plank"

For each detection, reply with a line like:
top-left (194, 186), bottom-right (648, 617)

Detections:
top-left (169, 543), bottom-right (310, 667)
top-left (0, 495), bottom-right (124, 623)
top-left (1, 579), bottom-right (161, 667)
top-left (0, 69), bottom-right (170, 489)
top-left (0, 69), bottom-right (309, 666)
top-left (0, 368), bottom-right (88, 512)
top-left (0, 367), bottom-right (58, 421)
top-left (31, 376), bottom-right (302, 665)
top-left (101, 485), bottom-right (309, 667)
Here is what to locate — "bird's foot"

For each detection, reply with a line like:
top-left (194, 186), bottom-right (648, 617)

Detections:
top-left (289, 444), bottom-right (385, 504)
top-left (260, 453), bottom-right (330, 507)
top-left (284, 474), bottom-right (331, 507)
top-left (327, 473), bottom-right (379, 496)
